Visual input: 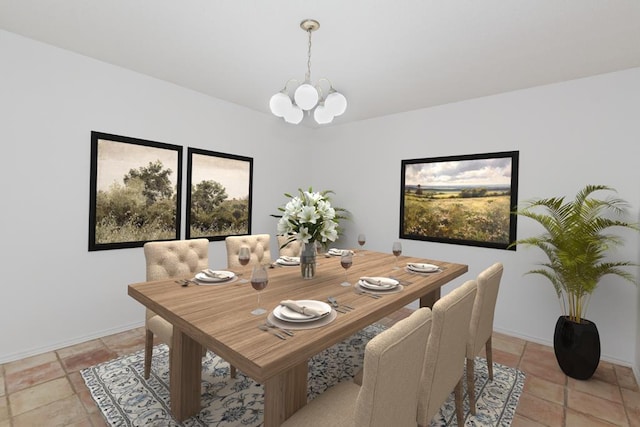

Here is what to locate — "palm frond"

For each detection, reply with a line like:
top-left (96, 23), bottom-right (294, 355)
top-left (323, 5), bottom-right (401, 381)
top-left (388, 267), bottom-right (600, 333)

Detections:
top-left (512, 185), bottom-right (638, 322)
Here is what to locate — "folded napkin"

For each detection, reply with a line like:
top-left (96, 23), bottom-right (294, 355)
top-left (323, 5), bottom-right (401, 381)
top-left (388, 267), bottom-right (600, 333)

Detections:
top-left (202, 269), bottom-right (234, 280)
top-left (328, 248), bottom-right (353, 256)
top-left (360, 277), bottom-right (398, 288)
top-left (280, 300), bottom-right (328, 318)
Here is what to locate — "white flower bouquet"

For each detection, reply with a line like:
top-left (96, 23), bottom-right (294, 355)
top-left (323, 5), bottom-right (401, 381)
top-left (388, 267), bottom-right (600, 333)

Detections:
top-left (276, 188), bottom-right (349, 247)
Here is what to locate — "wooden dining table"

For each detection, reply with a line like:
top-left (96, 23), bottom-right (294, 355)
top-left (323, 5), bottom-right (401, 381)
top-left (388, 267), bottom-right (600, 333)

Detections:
top-left (128, 249), bottom-right (468, 426)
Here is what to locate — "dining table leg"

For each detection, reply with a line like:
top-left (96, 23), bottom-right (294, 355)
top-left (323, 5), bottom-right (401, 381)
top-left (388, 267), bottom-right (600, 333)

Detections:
top-left (420, 288), bottom-right (441, 309)
top-left (170, 328), bottom-right (203, 422)
top-left (263, 361), bottom-right (308, 426)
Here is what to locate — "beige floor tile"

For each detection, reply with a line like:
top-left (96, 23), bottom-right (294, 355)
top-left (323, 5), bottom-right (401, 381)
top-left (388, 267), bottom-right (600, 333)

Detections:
top-left (519, 349), bottom-right (566, 386)
top-left (523, 374), bottom-right (565, 405)
top-left (99, 328), bottom-right (145, 356)
top-left (62, 346), bottom-right (118, 373)
top-left (511, 414), bottom-right (550, 427)
top-left (3, 352), bottom-right (57, 375)
top-left (0, 396), bottom-right (8, 423)
top-left (567, 389), bottom-right (628, 426)
top-left (12, 395), bottom-right (87, 427)
top-left (57, 339), bottom-right (109, 360)
top-left (566, 408), bottom-right (627, 427)
top-left (5, 358), bottom-right (66, 394)
top-left (515, 392), bottom-right (565, 426)
top-left (616, 365), bottom-right (640, 391)
top-left (65, 418), bottom-right (94, 427)
top-left (67, 371), bottom-right (100, 414)
top-left (621, 388), bottom-right (640, 427)
top-left (88, 411), bottom-right (109, 426)
top-left (493, 331), bottom-right (527, 355)
top-left (568, 376), bottom-right (623, 403)
top-left (491, 348), bottom-right (522, 369)
top-left (0, 375), bottom-right (4, 397)
top-left (9, 377), bottom-right (74, 416)
top-left (67, 371), bottom-right (87, 392)
top-left (0, 420), bottom-right (9, 427)
top-left (591, 361), bottom-right (617, 385)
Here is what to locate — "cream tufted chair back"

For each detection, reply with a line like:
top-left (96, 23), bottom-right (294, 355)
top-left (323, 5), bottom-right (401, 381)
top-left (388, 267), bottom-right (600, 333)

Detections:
top-left (417, 279), bottom-right (478, 427)
top-left (145, 238), bottom-right (209, 281)
top-left (277, 234), bottom-right (302, 258)
top-left (225, 234), bottom-right (272, 269)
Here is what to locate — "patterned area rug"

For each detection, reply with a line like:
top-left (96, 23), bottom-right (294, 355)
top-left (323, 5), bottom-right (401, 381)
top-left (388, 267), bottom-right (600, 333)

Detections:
top-left (82, 324), bottom-right (525, 426)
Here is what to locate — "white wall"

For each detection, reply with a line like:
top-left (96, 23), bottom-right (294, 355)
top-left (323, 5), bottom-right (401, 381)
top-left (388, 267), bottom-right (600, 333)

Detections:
top-left (1, 29), bottom-right (638, 379)
top-left (309, 67), bottom-right (640, 374)
top-left (0, 30), bottom-right (308, 362)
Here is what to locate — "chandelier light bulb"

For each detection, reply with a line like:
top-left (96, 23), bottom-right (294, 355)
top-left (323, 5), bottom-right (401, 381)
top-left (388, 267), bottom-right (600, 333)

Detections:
top-left (284, 104), bottom-right (304, 124)
top-left (294, 83), bottom-right (319, 111)
top-left (269, 92), bottom-right (292, 117)
top-left (324, 91), bottom-right (347, 116)
top-left (313, 104), bottom-right (334, 124)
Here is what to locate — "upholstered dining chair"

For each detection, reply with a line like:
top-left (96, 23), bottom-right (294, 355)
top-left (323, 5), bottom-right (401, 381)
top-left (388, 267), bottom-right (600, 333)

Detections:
top-left (277, 234), bottom-right (302, 257)
top-left (225, 234), bottom-right (272, 269)
top-left (466, 262), bottom-right (504, 415)
top-left (281, 307), bottom-right (433, 427)
top-left (417, 280), bottom-right (478, 427)
top-left (143, 239), bottom-right (236, 379)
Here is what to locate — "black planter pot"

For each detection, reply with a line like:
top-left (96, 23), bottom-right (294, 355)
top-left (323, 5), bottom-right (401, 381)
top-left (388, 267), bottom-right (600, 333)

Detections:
top-left (553, 315), bottom-right (601, 380)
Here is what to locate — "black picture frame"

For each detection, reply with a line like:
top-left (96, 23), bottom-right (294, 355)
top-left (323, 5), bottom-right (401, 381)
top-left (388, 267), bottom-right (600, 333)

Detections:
top-left (185, 147), bottom-right (253, 241)
top-left (400, 150), bottom-right (519, 250)
top-left (89, 131), bottom-right (182, 251)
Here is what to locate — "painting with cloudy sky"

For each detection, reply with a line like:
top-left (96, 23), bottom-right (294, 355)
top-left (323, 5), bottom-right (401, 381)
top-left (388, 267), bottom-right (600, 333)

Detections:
top-left (400, 151), bottom-right (519, 250)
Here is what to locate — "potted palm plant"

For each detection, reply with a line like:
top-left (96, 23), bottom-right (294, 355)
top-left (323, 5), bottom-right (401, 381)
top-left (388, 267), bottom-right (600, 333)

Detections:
top-left (512, 184), bottom-right (638, 379)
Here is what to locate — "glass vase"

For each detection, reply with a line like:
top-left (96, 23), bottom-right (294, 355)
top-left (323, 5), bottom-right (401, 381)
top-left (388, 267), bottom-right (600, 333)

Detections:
top-left (300, 241), bottom-right (317, 279)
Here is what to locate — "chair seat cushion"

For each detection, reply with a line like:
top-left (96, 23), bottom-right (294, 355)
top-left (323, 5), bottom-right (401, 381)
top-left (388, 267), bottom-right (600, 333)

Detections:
top-left (147, 315), bottom-right (173, 344)
top-left (281, 381), bottom-right (360, 426)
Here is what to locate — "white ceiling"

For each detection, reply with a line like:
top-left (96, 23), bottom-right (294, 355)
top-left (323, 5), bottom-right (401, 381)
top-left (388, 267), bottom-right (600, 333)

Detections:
top-left (2, 1), bottom-right (639, 127)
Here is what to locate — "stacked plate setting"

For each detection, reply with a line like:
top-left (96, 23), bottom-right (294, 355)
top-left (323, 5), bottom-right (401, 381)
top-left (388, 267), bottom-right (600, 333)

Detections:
top-left (272, 300), bottom-right (332, 323)
top-left (406, 263), bottom-right (440, 273)
top-left (275, 256), bottom-right (300, 266)
top-left (194, 269), bottom-right (236, 284)
top-left (357, 277), bottom-right (400, 291)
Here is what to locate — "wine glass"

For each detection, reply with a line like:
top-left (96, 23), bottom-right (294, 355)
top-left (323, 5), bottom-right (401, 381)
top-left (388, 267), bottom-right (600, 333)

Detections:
top-left (357, 233), bottom-right (366, 256)
top-left (250, 264), bottom-right (268, 315)
top-left (392, 242), bottom-right (402, 270)
top-left (340, 251), bottom-right (353, 287)
top-left (238, 247), bottom-right (250, 284)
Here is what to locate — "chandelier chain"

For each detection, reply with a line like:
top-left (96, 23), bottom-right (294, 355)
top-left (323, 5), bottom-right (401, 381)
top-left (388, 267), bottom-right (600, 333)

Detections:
top-left (305, 28), bottom-right (312, 83)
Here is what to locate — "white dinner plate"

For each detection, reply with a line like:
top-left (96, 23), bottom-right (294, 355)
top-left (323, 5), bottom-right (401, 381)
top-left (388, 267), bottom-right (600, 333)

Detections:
top-left (406, 263), bottom-right (440, 273)
top-left (195, 270), bottom-right (235, 283)
top-left (358, 277), bottom-right (399, 291)
top-left (273, 300), bottom-right (332, 323)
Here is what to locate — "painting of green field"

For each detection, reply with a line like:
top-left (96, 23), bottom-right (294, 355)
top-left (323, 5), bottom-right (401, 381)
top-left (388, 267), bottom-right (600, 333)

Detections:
top-left (403, 190), bottom-right (512, 244)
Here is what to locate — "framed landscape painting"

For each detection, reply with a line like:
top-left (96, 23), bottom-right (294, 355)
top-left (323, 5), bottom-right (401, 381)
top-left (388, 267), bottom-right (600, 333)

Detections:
top-left (186, 147), bottom-right (253, 241)
top-left (400, 151), bottom-right (519, 250)
top-left (89, 131), bottom-right (182, 251)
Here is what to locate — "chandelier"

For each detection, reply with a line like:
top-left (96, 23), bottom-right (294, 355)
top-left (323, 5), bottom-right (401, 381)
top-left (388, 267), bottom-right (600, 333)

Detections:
top-left (270, 19), bottom-right (347, 125)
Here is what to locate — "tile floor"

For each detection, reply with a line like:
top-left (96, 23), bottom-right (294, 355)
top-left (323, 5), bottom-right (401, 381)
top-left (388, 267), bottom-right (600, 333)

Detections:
top-left (1, 308), bottom-right (638, 426)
